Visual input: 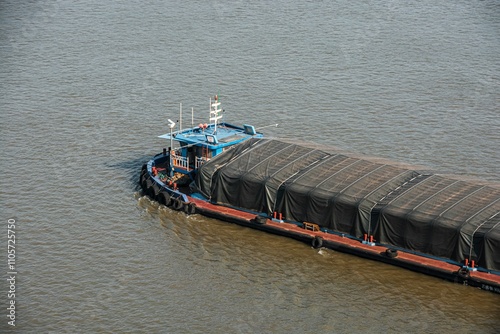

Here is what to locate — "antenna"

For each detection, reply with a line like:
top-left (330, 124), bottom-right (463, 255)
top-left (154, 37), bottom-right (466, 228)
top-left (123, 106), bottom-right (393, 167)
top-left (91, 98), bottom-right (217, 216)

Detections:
top-left (209, 94), bottom-right (222, 133)
top-left (179, 102), bottom-right (182, 132)
top-left (167, 118), bottom-right (176, 177)
top-left (256, 123), bottom-right (279, 130)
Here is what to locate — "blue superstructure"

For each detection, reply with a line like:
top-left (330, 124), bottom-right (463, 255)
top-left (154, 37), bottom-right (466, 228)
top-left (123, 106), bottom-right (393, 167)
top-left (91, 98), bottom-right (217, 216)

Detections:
top-left (154, 95), bottom-right (263, 179)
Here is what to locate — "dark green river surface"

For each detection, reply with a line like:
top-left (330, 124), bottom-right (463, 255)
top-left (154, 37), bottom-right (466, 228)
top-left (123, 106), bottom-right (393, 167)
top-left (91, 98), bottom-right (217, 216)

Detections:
top-left (1, 1), bottom-right (499, 333)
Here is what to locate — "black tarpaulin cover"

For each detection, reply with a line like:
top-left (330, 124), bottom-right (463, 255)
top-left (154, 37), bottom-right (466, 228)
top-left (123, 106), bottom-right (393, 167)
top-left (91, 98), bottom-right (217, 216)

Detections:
top-left (195, 138), bottom-right (500, 271)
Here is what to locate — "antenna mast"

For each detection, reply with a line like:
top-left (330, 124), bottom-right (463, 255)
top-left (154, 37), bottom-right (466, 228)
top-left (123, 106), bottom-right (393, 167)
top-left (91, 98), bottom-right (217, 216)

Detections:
top-left (179, 102), bottom-right (182, 132)
top-left (209, 95), bottom-right (223, 133)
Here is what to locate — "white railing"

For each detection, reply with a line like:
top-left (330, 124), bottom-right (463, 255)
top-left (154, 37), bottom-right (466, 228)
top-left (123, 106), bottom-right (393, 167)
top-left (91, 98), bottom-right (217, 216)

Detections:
top-left (172, 154), bottom-right (189, 171)
top-left (195, 156), bottom-right (209, 169)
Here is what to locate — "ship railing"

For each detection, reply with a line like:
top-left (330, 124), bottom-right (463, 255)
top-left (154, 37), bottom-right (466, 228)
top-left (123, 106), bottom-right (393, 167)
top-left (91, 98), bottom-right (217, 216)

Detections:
top-left (195, 156), bottom-right (209, 169)
top-left (172, 155), bottom-right (190, 171)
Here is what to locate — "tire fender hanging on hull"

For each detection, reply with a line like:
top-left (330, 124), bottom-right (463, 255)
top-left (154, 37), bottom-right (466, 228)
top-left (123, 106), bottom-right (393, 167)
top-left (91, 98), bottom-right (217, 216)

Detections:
top-left (184, 202), bottom-right (197, 215)
top-left (172, 198), bottom-right (184, 211)
top-left (312, 236), bottom-right (323, 249)
top-left (158, 191), bottom-right (172, 207)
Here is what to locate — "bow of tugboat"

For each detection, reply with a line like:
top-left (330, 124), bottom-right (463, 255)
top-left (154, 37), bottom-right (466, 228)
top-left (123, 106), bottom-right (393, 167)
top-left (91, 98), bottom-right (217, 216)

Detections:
top-left (140, 94), bottom-right (263, 213)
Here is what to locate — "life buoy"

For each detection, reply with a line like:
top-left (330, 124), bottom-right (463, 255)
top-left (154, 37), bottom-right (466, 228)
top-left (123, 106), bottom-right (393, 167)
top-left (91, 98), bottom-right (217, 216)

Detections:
top-left (385, 248), bottom-right (398, 258)
top-left (158, 192), bottom-right (171, 207)
top-left (172, 198), bottom-right (184, 211)
top-left (312, 236), bottom-right (323, 249)
top-left (184, 202), bottom-right (196, 214)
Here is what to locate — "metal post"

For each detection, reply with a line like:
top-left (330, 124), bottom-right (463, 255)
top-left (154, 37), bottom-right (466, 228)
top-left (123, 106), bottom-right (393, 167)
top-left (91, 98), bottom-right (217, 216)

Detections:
top-left (167, 118), bottom-right (176, 177)
top-left (169, 126), bottom-right (173, 177)
top-left (170, 126), bottom-right (173, 156)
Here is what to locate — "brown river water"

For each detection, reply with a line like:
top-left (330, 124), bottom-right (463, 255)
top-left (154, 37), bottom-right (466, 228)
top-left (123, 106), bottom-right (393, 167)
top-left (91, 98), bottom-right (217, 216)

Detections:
top-left (1, 0), bottom-right (499, 332)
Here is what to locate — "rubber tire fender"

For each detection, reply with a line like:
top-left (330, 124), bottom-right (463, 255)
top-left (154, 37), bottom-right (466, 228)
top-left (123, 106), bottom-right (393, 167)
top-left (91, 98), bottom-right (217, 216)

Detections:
top-left (139, 173), bottom-right (146, 187)
top-left (140, 164), bottom-right (147, 181)
top-left (141, 176), bottom-right (152, 192)
top-left (146, 183), bottom-right (161, 200)
top-left (146, 186), bottom-right (157, 200)
top-left (457, 267), bottom-right (470, 279)
top-left (139, 170), bottom-right (147, 185)
top-left (184, 202), bottom-right (196, 214)
top-left (253, 215), bottom-right (267, 225)
top-left (385, 248), bottom-right (398, 258)
top-left (158, 192), bottom-right (171, 207)
top-left (143, 179), bottom-right (154, 194)
top-left (152, 183), bottom-right (161, 198)
top-left (172, 198), bottom-right (184, 211)
top-left (312, 236), bottom-right (323, 249)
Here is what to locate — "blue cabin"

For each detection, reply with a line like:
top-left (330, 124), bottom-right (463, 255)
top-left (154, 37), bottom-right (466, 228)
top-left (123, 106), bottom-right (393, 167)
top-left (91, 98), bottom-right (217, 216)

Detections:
top-left (158, 95), bottom-right (263, 178)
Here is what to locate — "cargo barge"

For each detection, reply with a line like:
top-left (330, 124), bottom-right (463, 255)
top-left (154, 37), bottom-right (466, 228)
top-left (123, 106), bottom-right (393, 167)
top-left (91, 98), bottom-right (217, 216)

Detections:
top-left (139, 95), bottom-right (500, 293)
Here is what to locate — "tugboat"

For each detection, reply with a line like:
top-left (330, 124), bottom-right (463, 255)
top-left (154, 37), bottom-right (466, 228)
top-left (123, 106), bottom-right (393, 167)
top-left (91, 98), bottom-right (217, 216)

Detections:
top-left (140, 94), bottom-right (500, 294)
top-left (139, 95), bottom-right (263, 214)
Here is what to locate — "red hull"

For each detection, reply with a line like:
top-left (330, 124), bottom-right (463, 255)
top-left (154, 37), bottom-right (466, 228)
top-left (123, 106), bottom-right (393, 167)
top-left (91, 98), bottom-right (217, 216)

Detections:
top-left (188, 196), bottom-right (500, 294)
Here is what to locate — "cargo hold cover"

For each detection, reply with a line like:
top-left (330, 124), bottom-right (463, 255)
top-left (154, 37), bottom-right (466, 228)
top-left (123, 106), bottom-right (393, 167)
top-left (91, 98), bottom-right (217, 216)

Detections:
top-left (195, 138), bottom-right (500, 271)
